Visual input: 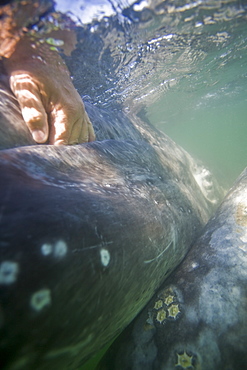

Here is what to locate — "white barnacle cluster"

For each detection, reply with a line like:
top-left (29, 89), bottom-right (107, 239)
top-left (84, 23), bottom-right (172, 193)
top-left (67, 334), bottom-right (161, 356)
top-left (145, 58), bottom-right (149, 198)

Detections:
top-left (41, 240), bottom-right (68, 258)
top-left (100, 248), bottom-right (111, 267)
top-left (153, 287), bottom-right (181, 324)
top-left (0, 261), bottom-right (19, 285)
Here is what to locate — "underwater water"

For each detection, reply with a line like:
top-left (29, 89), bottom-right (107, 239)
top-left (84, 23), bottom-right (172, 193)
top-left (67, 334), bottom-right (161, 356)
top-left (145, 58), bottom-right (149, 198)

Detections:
top-left (55, 0), bottom-right (247, 368)
top-left (58, 0), bottom-right (247, 191)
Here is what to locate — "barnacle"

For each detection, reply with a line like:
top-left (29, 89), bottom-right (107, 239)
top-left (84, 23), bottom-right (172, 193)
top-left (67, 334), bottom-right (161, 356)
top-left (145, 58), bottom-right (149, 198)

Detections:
top-left (156, 309), bottom-right (166, 323)
top-left (175, 351), bottom-right (194, 369)
top-left (159, 287), bottom-right (174, 300)
top-left (168, 304), bottom-right (180, 319)
top-left (164, 294), bottom-right (174, 306)
top-left (154, 299), bottom-right (163, 310)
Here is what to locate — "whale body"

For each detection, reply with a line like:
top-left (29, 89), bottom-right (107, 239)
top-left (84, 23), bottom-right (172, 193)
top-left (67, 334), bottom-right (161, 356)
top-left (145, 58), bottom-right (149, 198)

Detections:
top-left (98, 168), bottom-right (247, 370)
top-left (0, 80), bottom-right (223, 369)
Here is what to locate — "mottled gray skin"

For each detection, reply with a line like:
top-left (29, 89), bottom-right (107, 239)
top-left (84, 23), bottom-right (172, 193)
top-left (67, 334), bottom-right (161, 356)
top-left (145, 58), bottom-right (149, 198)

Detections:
top-left (99, 168), bottom-right (247, 370)
top-left (0, 80), bottom-right (223, 370)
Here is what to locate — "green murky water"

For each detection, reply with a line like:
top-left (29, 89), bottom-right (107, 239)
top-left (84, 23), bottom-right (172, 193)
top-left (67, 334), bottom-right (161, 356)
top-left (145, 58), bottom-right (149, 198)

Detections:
top-left (57, 0), bottom-right (247, 368)
top-left (146, 30), bottom-right (247, 188)
top-left (148, 86), bottom-right (247, 188)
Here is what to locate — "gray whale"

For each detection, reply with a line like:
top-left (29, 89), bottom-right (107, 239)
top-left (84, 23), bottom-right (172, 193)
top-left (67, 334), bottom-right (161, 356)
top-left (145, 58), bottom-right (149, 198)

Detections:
top-left (98, 168), bottom-right (247, 370)
top-left (0, 81), bottom-right (223, 369)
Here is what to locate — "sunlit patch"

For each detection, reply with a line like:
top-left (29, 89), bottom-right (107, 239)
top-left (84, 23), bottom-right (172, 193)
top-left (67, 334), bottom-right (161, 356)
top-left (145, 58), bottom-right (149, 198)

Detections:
top-left (0, 261), bottom-right (19, 285)
top-left (22, 106), bottom-right (43, 124)
top-left (30, 289), bottom-right (51, 312)
top-left (133, 0), bottom-right (148, 12)
top-left (239, 243), bottom-right (247, 252)
top-left (100, 248), bottom-right (110, 267)
top-left (193, 165), bottom-right (222, 205)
